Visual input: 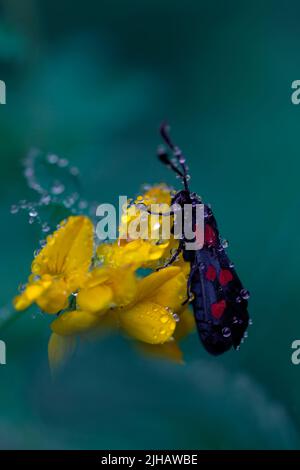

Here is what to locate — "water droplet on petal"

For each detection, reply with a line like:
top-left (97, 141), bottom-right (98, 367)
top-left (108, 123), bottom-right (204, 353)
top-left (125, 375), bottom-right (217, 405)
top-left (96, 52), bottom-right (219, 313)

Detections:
top-left (18, 283), bottom-right (26, 293)
top-left (160, 315), bottom-right (169, 324)
top-left (173, 313), bottom-right (180, 322)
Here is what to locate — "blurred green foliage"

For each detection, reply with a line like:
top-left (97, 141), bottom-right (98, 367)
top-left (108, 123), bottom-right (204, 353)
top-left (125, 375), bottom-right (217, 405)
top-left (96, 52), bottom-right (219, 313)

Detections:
top-left (0, 0), bottom-right (300, 449)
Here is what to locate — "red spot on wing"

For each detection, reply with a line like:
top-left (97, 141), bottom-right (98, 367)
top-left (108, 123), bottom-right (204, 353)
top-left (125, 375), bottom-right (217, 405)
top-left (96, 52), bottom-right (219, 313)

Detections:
top-left (206, 265), bottom-right (217, 281)
top-left (219, 269), bottom-right (233, 286)
top-left (205, 224), bottom-right (216, 247)
top-left (211, 300), bottom-right (226, 319)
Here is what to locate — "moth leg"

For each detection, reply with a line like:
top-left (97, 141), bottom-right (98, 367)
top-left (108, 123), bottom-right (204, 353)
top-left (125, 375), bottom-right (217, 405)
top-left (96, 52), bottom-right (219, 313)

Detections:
top-left (146, 209), bottom-right (174, 216)
top-left (156, 240), bottom-right (184, 270)
top-left (182, 262), bottom-right (197, 305)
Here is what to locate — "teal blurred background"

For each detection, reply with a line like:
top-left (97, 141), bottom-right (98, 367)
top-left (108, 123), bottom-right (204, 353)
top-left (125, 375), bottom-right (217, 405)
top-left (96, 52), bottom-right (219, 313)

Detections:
top-left (0, 0), bottom-right (300, 449)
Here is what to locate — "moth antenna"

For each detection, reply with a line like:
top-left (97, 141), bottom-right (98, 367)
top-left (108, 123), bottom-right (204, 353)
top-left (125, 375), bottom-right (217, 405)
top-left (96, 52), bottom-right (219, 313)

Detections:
top-left (157, 145), bottom-right (184, 178)
top-left (160, 122), bottom-right (190, 191)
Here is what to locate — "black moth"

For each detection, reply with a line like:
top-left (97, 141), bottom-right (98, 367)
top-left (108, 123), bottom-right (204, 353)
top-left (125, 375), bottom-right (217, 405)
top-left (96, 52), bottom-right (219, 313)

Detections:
top-left (156, 123), bottom-right (250, 355)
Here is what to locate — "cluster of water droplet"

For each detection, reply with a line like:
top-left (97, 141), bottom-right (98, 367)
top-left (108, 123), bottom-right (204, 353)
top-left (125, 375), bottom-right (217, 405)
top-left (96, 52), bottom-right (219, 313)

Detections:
top-left (10, 149), bottom-right (90, 240)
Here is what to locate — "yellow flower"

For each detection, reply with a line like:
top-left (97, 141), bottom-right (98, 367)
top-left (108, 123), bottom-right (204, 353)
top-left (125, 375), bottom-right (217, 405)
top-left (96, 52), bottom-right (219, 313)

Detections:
top-left (50, 264), bottom-right (190, 344)
top-left (117, 184), bottom-right (178, 269)
top-left (97, 239), bottom-right (169, 270)
top-left (48, 305), bottom-right (196, 373)
top-left (142, 184), bottom-right (173, 203)
top-left (117, 265), bottom-right (193, 351)
top-left (48, 254), bottom-right (193, 370)
top-left (126, 184), bottom-right (172, 239)
top-left (77, 265), bottom-right (138, 312)
top-left (12, 185), bottom-right (196, 372)
top-left (48, 333), bottom-right (77, 376)
top-left (13, 216), bottom-right (94, 314)
top-left (135, 308), bottom-right (196, 364)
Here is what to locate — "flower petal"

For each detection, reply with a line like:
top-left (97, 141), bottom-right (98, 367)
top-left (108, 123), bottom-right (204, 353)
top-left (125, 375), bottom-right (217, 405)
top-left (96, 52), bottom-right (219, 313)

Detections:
top-left (80, 311), bottom-right (118, 341)
top-left (148, 269), bottom-right (189, 314)
top-left (13, 276), bottom-right (53, 312)
top-left (48, 333), bottom-right (76, 375)
top-left (174, 308), bottom-right (196, 341)
top-left (15, 217), bottom-right (94, 314)
top-left (36, 278), bottom-right (69, 314)
top-left (32, 216), bottom-right (93, 288)
top-left (81, 268), bottom-right (110, 289)
top-left (14, 285), bottom-right (45, 311)
top-left (118, 301), bottom-right (176, 344)
top-left (136, 266), bottom-right (181, 302)
top-left (77, 285), bottom-right (113, 313)
top-left (97, 240), bottom-right (168, 269)
top-left (80, 266), bottom-right (138, 308)
top-left (106, 268), bottom-right (138, 307)
top-left (141, 184), bottom-right (172, 205)
top-left (136, 341), bottom-right (184, 363)
top-left (51, 310), bottom-right (100, 336)
top-left (13, 294), bottom-right (32, 311)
